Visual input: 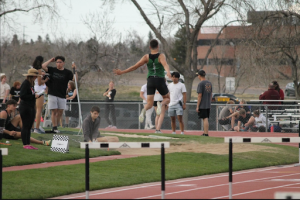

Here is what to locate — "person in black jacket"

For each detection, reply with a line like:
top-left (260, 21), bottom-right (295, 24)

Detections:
top-left (19, 68), bottom-right (41, 150)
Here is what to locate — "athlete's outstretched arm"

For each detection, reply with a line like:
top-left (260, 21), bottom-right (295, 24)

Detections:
top-left (113, 55), bottom-right (148, 75)
top-left (159, 54), bottom-right (171, 78)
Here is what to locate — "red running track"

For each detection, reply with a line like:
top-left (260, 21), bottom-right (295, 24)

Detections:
top-left (53, 164), bottom-right (300, 199)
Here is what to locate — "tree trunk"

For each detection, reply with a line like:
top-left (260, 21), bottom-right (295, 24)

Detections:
top-left (183, 74), bottom-right (196, 130)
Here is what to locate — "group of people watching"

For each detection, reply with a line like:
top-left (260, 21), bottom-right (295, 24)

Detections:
top-left (1, 55), bottom-right (79, 150)
top-left (218, 81), bottom-right (284, 132)
top-left (140, 72), bottom-right (187, 134)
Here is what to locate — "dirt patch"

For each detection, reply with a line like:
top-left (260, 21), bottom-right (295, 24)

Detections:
top-left (115, 141), bottom-right (278, 156)
top-left (104, 132), bottom-right (178, 139)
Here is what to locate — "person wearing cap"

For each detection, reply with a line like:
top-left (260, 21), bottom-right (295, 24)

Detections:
top-left (19, 68), bottom-right (43, 149)
top-left (168, 72), bottom-right (187, 135)
top-left (41, 56), bottom-right (77, 133)
top-left (196, 69), bottom-right (212, 137)
top-left (113, 39), bottom-right (171, 125)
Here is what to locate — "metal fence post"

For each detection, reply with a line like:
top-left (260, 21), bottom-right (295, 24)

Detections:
top-left (138, 103), bottom-right (141, 129)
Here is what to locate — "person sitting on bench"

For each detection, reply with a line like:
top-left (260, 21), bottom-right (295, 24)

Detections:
top-left (82, 106), bottom-right (119, 142)
top-left (0, 99), bottom-right (51, 146)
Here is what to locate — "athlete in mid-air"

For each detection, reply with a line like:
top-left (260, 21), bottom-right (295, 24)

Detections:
top-left (113, 39), bottom-right (171, 127)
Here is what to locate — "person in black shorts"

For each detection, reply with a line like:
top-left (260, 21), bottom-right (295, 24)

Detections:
top-left (113, 39), bottom-right (172, 131)
top-left (0, 99), bottom-right (51, 146)
top-left (196, 70), bottom-right (212, 136)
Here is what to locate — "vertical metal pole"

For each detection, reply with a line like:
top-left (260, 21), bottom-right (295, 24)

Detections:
top-left (229, 139), bottom-right (232, 199)
top-left (216, 105), bottom-right (219, 131)
top-left (138, 103), bottom-right (141, 129)
top-left (85, 144), bottom-right (89, 199)
top-left (265, 106), bottom-right (268, 132)
top-left (0, 149), bottom-right (2, 200)
top-left (295, 121), bottom-right (300, 167)
top-left (161, 143), bottom-right (165, 199)
top-left (73, 68), bottom-right (83, 135)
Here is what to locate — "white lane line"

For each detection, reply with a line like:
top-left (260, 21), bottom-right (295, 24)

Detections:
top-left (136, 173), bottom-right (300, 199)
top-left (212, 183), bottom-right (300, 199)
top-left (63, 165), bottom-right (296, 199)
top-left (270, 179), bottom-right (300, 182)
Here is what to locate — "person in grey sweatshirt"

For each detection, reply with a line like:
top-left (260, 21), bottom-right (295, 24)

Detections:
top-left (83, 106), bottom-right (119, 142)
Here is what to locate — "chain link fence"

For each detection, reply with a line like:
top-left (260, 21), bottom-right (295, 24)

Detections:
top-left (43, 100), bottom-right (300, 133)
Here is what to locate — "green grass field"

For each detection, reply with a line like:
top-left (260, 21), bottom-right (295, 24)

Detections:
top-left (1, 128), bottom-right (299, 199)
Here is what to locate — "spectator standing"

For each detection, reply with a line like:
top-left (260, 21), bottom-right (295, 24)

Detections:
top-left (272, 81), bottom-right (284, 105)
top-left (32, 56), bottom-right (49, 134)
top-left (259, 83), bottom-right (280, 110)
top-left (19, 68), bottom-right (41, 149)
top-left (65, 81), bottom-right (78, 127)
top-left (103, 81), bottom-right (117, 129)
top-left (168, 72), bottom-right (186, 135)
top-left (83, 106), bottom-right (119, 142)
top-left (140, 83), bottom-right (155, 129)
top-left (196, 70), bottom-right (212, 137)
top-left (41, 56), bottom-right (77, 133)
top-left (9, 81), bottom-right (21, 103)
top-left (1, 99), bottom-right (51, 146)
top-left (218, 100), bottom-right (235, 131)
top-left (0, 75), bottom-right (10, 104)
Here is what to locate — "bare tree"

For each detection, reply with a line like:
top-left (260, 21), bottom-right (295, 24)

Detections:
top-left (103, 0), bottom-right (254, 102)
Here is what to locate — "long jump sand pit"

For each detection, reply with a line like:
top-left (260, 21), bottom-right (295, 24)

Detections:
top-left (103, 133), bottom-right (278, 156)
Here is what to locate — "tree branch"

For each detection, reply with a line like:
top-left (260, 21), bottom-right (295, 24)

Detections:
top-left (0, 5), bottom-right (45, 17)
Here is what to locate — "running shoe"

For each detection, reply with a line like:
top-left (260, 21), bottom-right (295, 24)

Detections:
top-left (43, 140), bottom-right (52, 146)
top-left (23, 146), bottom-right (32, 150)
top-left (105, 125), bottom-right (112, 129)
top-left (39, 126), bottom-right (45, 132)
top-left (111, 126), bottom-right (117, 129)
top-left (155, 130), bottom-right (162, 134)
top-left (200, 133), bottom-right (209, 136)
top-left (29, 145), bottom-right (38, 150)
top-left (139, 108), bottom-right (146, 123)
top-left (156, 102), bottom-right (162, 115)
top-left (34, 128), bottom-right (45, 134)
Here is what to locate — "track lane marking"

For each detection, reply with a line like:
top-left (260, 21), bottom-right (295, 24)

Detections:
top-left (212, 183), bottom-right (300, 199)
top-left (62, 164), bottom-right (297, 199)
top-left (136, 173), bottom-right (300, 199)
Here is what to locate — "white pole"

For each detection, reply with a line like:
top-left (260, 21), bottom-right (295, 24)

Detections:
top-left (72, 65), bottom-right (83, 135)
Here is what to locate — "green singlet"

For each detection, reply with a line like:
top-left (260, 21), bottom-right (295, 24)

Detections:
top-left (147, 53), bottom-right (165, 78)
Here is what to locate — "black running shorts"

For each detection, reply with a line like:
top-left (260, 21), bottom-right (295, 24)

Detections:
top-left (147, 77), bottom-right (169, 96)
top-left (198, 109), bottom-right (210, 119)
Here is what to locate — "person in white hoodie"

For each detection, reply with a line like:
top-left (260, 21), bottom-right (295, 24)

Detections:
top-left (244, 110), bottom-right (270, 132)
top-left (140, 83), bottom-right (154, 129)
top-left (167, 72), bottom-right (186, 135)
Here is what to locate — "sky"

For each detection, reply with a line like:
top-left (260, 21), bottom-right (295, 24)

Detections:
top-left (1, 0), bottom-right (155, 43)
